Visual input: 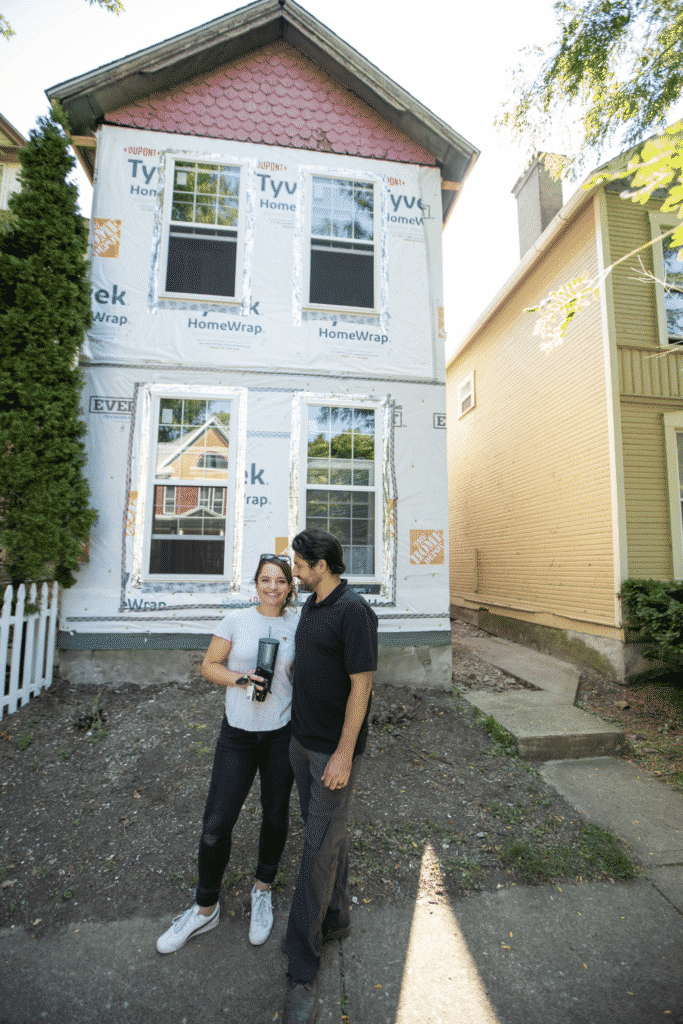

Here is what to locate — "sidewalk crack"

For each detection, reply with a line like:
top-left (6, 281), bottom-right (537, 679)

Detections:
top-left (339, 943), bottom-right (350, 1024)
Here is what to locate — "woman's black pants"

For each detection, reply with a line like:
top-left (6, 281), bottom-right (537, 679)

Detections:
top-left (195, 717), bottom-right (294, 907)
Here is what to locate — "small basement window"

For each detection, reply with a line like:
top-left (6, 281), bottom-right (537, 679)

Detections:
top-left (457, 372), bottom-right (475, 417)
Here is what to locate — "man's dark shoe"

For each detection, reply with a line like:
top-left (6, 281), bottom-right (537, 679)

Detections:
top-left (322, 924), bottom-right (351, 944)
top-left (283, 976), bottom-right (319, 1024)
top-left (280, 926), bottom-right (351, 954)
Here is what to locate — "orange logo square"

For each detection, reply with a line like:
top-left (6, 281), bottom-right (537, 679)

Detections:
top-left (93, 218), bottom-right (122, 258)
top-left (410, 529), bottom-right (445, 565)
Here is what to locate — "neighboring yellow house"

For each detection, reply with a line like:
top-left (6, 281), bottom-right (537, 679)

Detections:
top-left (446, 154), bottom-right (683, 682)
top-left (0, 113), bottom-right (26, 213)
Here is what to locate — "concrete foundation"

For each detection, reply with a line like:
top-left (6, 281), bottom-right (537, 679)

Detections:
top-left (57, 649), bottom-right (200, 689)
top-left (57, 643), bottom-right (453, 691)
top-left (451, 605), bottom-right (661, 682)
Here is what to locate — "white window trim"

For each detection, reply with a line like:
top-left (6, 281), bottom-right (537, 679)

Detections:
top-left (664, 411), bottom-right (683, 580)
top-left (135, 385), bottom-right (247, 586)
top-left (302, 173), bottom-right (381, 317)
top-left (457, 371), bottom-right (475, 418)
top-left (158, 155), bottom-right (246, 306)
top-left (649, 213), bottom-right (683, 347)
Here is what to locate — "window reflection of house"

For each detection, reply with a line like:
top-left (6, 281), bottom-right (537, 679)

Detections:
top-left (151, 406), bottom-right (232, 576)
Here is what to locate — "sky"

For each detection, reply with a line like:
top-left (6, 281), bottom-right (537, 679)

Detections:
top-left (1, 0), bottom-right (569, 358)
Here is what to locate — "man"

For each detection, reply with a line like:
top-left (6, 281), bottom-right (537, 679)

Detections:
top-left (283, 529), bottom-right (378, 1024)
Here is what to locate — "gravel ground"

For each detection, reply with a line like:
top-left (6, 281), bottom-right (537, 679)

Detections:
top-left (1, 626), bottom-right (639, 939)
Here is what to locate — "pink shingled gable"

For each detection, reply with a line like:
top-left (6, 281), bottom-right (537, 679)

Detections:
top-left (106, 41), bottom-right (436, 165)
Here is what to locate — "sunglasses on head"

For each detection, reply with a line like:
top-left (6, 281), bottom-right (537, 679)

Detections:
top-left (259, 553), bottom-right (291, 564)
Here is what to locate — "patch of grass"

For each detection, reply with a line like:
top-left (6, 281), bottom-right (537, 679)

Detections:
top-left (489, 800), bottom-right (529, 824)
top-left (16, 732), bottom-right (33, 752)
top-left (499, 823), bottom-right (638, 884)
top-left (442, 855), bottom-right (484, 890)
top-left (483, 715), bottom-right (518, 757)
top-left (58, 749), bottom-right (71, 761)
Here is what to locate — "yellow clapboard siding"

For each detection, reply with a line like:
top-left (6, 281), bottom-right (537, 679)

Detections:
top-left (607, 193), bottom-right (660, 348)
top-left (620, 399), bottom-right (677, 578)
top-left (447, 202), bottom-right (617, 625)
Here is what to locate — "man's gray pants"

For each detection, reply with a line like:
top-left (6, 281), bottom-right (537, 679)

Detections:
top-left (285, 734), bottom-right (363, 983)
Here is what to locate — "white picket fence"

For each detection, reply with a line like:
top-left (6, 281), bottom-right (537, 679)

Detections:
top-left (1, 582), bottom-right (59, 718)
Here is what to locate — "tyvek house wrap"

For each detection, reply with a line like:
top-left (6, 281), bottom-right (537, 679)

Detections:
top-left (61, 125), bottom-right (450, 640)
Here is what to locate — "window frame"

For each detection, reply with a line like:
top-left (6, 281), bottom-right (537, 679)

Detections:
top-left (295, 396), bottom-right (385, 585)
top-left (139, 387), bottom-right (245, 584)
top-left (664, 411), bottom-right (683, 580)
top-left (457, 371), bottom-right (475, 418)
top-left (302, 173), bottom-right (381, 316)
top-left (649, 213), bottom-right (683, 347)
top-left (158, 156), bottom-right (246, 305)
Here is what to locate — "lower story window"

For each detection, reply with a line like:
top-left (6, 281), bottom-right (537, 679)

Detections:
top-left (306, 490), bottom-right (375, 575)
top-left (149, 396), bottom-right (232, 576)
top-left (304, 404), bottom-right (378, 576)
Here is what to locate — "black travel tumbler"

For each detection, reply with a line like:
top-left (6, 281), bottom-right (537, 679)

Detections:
top-left (253, 638), bottom-right (280, 702)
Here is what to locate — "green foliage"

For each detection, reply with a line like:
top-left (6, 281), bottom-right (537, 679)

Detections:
top-left (0, 209), bottom-right (15, 235)
top-left (499, 0), bottom-right (683, 177)
top-left (15, 732), bottom-right (33, 751)
top-left (483, 714), bottom-right (518, 757)
top-left (1, 1), bottom-right (122, 40)
top-left (0, 105), bottom-right (97, 588)
top-left (528, 120), bottom-right (683, 348)
top-left (307, 431), bottom-right (374, 459)
top-left (621, 578), bottom-right (683, 669)
top-left (500, 823), bottom-right (638, 883)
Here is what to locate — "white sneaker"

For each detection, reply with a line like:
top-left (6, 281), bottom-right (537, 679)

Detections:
top-left (249, 885), bottom-right (273, 945)
top-left (156, 903), bottom-right (219, 954)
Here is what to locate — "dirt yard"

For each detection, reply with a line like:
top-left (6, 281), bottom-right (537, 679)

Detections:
top-left (1, 627), bottom-right (641, 938)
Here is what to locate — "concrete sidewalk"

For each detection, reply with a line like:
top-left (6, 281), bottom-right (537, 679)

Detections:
top-left (3, 867), bottom-right (683, 1023)
top-left (459, 632), bottom-right (625, 759)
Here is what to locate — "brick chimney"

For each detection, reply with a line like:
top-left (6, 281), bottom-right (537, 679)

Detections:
top-left (512, 153), bottom-right (564, 259)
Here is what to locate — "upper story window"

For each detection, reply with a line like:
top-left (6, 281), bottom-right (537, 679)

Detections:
top-left (160, 160), bottom-right (242, 302)
top-left (650, 214), bottom-right (683, 345)
top-left (308, 176), bottom-right (376, 311)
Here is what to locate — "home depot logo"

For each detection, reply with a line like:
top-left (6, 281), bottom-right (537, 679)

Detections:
top-left (410, 529), bottom-right (444, 565)
top-left (93, 218), bottom-right (122, 258)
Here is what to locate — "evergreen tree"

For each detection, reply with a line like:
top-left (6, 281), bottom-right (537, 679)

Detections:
top-left (0, 105), bottom-right (97, 589)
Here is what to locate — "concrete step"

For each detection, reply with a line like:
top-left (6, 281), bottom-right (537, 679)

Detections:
top-left (463, 692), bottom-right (626, 760)
top-left (460, 634), bottom-right (580, 702)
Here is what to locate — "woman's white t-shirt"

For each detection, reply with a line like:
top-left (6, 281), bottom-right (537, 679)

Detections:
top-left (213, 605), bottom-right (297, 732)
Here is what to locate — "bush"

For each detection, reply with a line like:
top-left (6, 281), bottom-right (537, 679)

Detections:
top-left (621, 579), bottom-right (683, 670)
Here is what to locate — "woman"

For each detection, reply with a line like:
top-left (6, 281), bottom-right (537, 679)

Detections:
top-left (156, 554), bottom-right (297, 954)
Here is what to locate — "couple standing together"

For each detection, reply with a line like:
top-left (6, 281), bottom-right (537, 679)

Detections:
top-left (156, 528), bottom-right (378, 1024)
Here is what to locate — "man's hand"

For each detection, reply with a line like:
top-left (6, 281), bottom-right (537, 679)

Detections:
top-left (322, 749), bottom-right (353, 789)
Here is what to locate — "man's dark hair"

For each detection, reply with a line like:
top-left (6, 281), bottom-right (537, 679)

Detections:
top-left (292, 529), bottom-right (346, 574)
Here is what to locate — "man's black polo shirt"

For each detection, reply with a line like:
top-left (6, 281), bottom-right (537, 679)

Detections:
top-left (291, 580), bottom-right (378, 757)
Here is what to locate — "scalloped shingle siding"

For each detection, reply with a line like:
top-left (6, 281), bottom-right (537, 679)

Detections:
top-left (106, 41), bottom-right (435, 165)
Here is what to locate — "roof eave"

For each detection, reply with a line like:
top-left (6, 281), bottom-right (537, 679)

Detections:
top-left (46, 0), bottom-right (478, 218)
